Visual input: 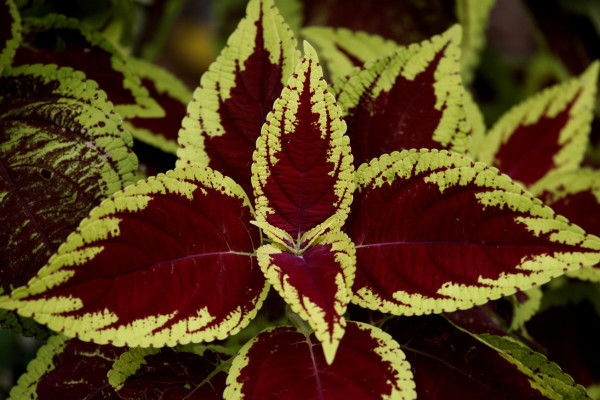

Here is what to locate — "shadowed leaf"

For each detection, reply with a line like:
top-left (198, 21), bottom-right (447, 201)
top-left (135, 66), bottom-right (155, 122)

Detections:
top-left (385, 315), bottom-right (591, 399)
top-left (8, 334), bottom-right (124, 399)
top-left (108, 347), bottom-right (228, 400)
top-left (0, 166), bottom-right (268, 347)
top-left (0, 0), bottom-right (21, 74)
top-left (12, 14), bottom-right (161, 118)
top-left (346, 149), bottom-right (600, 316)
top-left (0, 64), bottom-right (137, 292)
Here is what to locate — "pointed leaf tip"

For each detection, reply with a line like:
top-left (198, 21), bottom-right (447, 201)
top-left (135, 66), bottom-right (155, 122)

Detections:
top-left (176, 0), bottom-right (300, 197)
top-left (257, 231), bottom-right (356, 364)
top-left (252, 35), bottom-right (353, 245)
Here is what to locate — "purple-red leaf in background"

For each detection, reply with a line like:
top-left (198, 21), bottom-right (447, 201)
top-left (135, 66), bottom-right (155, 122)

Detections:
top-left (123, 57), bottom-right (192, 154)
top-left (333, 25), bottom-right (468, 166)
top-left (478, 62), bottom-right (598, 187)
top-left (9, 334), bottom-right (124, 399)
top-left (177, 0), bottom-right (299, 197)
top-left (224, 321), bottom-right (416, 399)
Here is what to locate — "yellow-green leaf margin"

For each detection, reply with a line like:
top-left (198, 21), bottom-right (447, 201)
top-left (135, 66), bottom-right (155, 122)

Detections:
top-left (0, 166), bottom-right (268, 347)
top-left (333, 25), bottom-right (470, 156)
top-left (252, 41), bottom-right (354, 246)
top-left (350, 149), bottom-right (600, 316)
top-left (176, 0), bottom-right (300, 168)
top-left (479, 62), bottom-right (599, 186)
top-left (256, 231), bottom-right (355, 365)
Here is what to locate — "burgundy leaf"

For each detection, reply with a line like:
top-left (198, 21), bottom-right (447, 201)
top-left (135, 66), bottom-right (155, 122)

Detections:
top-left (252, 43), bottom-right (353, 245)
top-left (224, 321), bottom-right (415, 399)
top-left (177, 0), bottom-right (299, 197)
top-left (333, 26), bottom-right (467, 166)
top-left (345, 149), bottom-right (600, 315)
top-left (0, 167), bottom-right (268, 347)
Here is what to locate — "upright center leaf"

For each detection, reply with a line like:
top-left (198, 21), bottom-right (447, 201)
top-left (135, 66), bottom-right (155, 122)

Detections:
top-left (252, 41), bottom-right (354, 248)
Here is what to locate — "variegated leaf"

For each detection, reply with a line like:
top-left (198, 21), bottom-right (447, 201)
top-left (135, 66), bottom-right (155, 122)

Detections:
top-left (224, 322), bottom-right (416, 400)
top-left (123, 57), bottom-right (192, 154)
top-left (478, 62), bottom-right (599, 187)
top-left (333, 25), bottom-right (469, 167)
top-left (13, 14), bottom-right (161, 119)
top-left (256, 231), bottom-right (355, 364)
top-left (177, 0), bottom-right (300, 197)
top-left (108, 347), bottom-right (228, 399)
top-left (252, 42), bottom-right (353, 248)
top-left (532, 169), bottom-right (600, 281)
top-left (345, 149), bottom-right (600, 316)
top-left (0, 166), bottom-right (268, 347)
top-left (0, 0), bottom-right (21, 75)
top-left (0, 64), bottom-right (138, 292)
top-left (8, 334), bottom-right (124, 400)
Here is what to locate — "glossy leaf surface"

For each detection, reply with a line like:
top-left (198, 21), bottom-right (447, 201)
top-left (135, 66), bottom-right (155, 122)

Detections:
top-left (0, 0), bottom-right (21, 74)
top-left (385, 315), bottom-right (590, 399)
top-left (346, 149), bottom-right (600, 316)
top-left (0, 166), bottom-right (268, 347)
top-left (177, 0), bottom-right (300, 197)
top-left (257, 231), bottom-right (355, 364)
top-left (253, 42), bottom-right (353, 246)
top-left (479, 62), bottom-right (599, 187)
top-left (124, 57), bottom-right (192, 154)
top-left (224, 321), bottom-right (416, 400)
top-left (108, 347), bottom-right (228, 400)
top-left (0, 64), bottom-right (137, 292)
top-left (333, 26), bottom-right (469, 166)
top-left (9, 334), bottom-right (124, 399)
top-left (12, 14), bottom-right (160, 118)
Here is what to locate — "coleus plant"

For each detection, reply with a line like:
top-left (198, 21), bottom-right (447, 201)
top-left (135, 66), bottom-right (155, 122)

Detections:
top-left (2, 0), bottom-right (600, 398)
